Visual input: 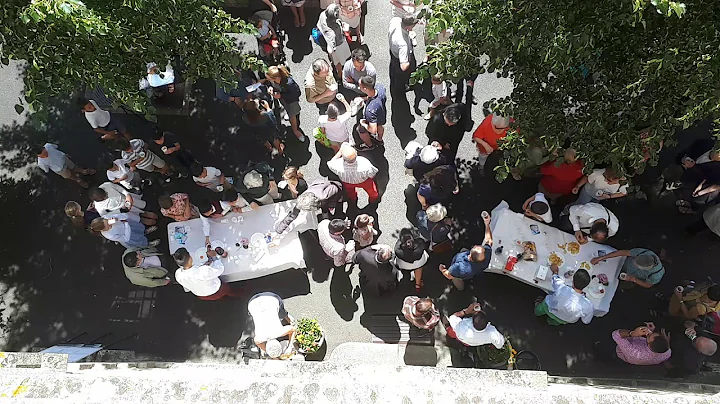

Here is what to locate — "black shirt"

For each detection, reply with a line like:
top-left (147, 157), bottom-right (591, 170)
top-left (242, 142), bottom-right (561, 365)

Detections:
top-left (159, 132), bottom-right (180, 150)
top-left (354, 247), bottom-right (400, 296)
top-left (404, 148), bottom-right (450, 181)
top-left (668, 331), bottom-right (708, 377)
top-left (249, 0), bottom-right (273, 13)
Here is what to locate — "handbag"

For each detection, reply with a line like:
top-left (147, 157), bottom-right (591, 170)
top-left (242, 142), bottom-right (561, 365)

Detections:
top-left (429, 222), bottom-right (452, 253)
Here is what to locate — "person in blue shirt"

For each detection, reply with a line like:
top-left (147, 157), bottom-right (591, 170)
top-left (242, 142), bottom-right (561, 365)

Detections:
top-left (357, 75), bottom-right (387, 150)
top-left (591, 248), bottom-right (664, 289)
top-left (439, 213), bottom-right (492, 290)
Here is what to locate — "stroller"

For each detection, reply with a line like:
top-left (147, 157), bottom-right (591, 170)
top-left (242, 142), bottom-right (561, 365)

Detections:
top-left (255, 11), bottom-right (287, 66)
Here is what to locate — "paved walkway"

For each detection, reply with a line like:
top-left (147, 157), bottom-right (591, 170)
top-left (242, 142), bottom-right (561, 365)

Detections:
top-left (0, 1), bottom-right (717, 383)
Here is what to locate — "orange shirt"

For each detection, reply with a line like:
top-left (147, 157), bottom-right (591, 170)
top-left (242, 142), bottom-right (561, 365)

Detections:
top-left (472, 115), bottom-right (508, 150)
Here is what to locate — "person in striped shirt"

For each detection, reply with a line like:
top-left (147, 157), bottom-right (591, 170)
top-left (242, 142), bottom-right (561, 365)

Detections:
top-left (326, 142), bottom-right (379, 203)
top-left (117, 137), bottom-right (172, 184)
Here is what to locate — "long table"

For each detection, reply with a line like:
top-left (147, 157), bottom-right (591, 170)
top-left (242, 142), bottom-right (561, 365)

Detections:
top-left (485, 202), bottom-right (624, 317)
top-left (166, 200), bottom-right (318, 282)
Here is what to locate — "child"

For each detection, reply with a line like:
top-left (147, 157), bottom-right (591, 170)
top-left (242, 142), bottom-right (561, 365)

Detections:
top-left (252, 16), bottom-right (279, 60)
top-left (65, 200), bottom-right (101, 234)
top-left (425, 75), bottom-right (449, 120)
top-left (278, 167), bottom-right (309, 199)
top-left (353, 214), bottom-right (377, 247)
top-left (107, 159), bottom-right (142, 192)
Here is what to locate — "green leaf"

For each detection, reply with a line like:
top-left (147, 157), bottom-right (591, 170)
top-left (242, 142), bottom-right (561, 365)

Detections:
top-left (14, 104), bottom-right (24, 114)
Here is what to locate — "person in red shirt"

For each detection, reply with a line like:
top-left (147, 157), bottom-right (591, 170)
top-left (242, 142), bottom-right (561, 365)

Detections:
top-left (471, 114), bottom-right (510, 168)
top-left (539, 148), bottom-right (585, 202)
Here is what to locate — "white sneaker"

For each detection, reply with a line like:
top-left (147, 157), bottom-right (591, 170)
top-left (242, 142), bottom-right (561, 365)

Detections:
top-left (423, 113), bottom-right (431, 120)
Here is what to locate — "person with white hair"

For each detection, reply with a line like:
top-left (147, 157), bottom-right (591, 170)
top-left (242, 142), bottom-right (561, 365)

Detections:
top-left (317, 4), bottom-right (351, 76)
top-left (590, 248), bottom-right (664, 289)
top-left (305, 59), bottom-right (338, 115)
top-left (248, 292), bottom-right (297, 358)
top-left (327, 142), bottom-right (379, 204)
top-left (416, 203), bottom-right (452, 253)
top-left (666, 322), bottom-right (718, 377)
top-left (235, 163), bottom-right (280, 206)
top-left (472, 113), bottom-right (511, 168)
top-left (404, 141), bottom-right (450, 181)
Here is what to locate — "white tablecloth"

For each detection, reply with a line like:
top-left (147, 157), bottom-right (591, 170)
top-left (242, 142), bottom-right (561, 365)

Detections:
top-left (167, 201), bottom-right (318, 282)
top-left (486, 202), bottom-right (624, 317)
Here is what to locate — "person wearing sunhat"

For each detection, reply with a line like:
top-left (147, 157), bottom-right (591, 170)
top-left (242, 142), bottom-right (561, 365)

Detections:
top-left (416, 203), bottom-right (452, 253)
top-left (404, 141), bottom-right (451, 181)
top-left (522, 192), bottom-right (553, 224)
top-left (236, 163), bottom-right (280, 206)
top-left (590, 248), bottom-right (664, 289)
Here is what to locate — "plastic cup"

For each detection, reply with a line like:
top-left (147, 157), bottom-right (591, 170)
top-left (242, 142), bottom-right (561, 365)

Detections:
top-left (675, 286), bottom-right (684, 294)
top-left (336, 93), bottom-right (344, 101)
top-left (161, 146), bottom-right (168, 153)
top-left (619, 273), bottom-right (627, 281)
top-left (481, 211), bottom-right (489, 220)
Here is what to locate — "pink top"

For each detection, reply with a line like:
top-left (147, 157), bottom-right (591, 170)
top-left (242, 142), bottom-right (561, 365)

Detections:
top-left (612, 330), bottom-right (671, 366)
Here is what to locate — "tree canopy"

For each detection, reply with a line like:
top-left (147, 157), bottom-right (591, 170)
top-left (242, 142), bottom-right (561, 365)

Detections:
top-left (0, 0), bottom-right (261, 122)
top-left (418, 0), bottom-right (719, 180)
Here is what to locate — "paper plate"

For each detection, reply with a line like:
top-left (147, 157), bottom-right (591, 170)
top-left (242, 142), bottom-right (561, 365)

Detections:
top-left (194, 247), bottom-right (209, 264)
top-left (547, 251), bottom-right (565, 267)
top-left (210, 240), bottom-right (226, 251)
top-left (586, 287), bottom-right (606, 299)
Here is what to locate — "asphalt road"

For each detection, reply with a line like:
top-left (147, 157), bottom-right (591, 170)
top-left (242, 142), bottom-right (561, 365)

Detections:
top-left (0, 1), bottom-right (717, 382)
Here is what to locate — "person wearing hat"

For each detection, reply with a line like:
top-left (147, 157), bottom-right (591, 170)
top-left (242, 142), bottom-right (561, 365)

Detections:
top-left (522, 193), bottom-right (553, 224)
top-left (416, 203), bottom-right (452, 253)
top-left (236, 163), bottom-right (281, 206)
top-left (404, 141), bottom-right (450, 181)
top-left (590, 248), bottom-right (664, 289)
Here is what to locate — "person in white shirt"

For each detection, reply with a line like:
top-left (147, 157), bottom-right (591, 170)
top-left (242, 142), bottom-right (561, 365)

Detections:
top-left (77, 97), bottom-right (130, 141)
top-left (190, 163), bottom-right (229, 192)
top-left (567, 202), bottom-right (619, 244)
top-left (388, 16), bottom-right (418, 92)
top-left (522, 192), bottom-right (553, 223)
top-left (220, 189), bottom-right (258, 215)
top-left (327, 142), bottom-right (379, 203)
top-left (89, 182), bottom-right (152, 219)
top-left (318, 98), bottom-right (352, 151)
top-left (172, 247), bottom-right (239, 300)
top-left (106, 159), bottom-right (141, 192)
top-left (572, 168), bottom-right (629, 205)
top-left (443, 303), bottom-right (505, 348)
top-left (535, 264), bottom-right (594, 325)
top-left (248, 292), bottom-right (297, 356)
top-left (423, 75), bottom-right (449, 120)
top-left (36, 143), bottom-right (95, 188)
top-left (90, 213), bottom-right (159, 249)
top-left (117, 138), bottom-right (172, 183)
top-left (342, 48), bottom-right (377, 95)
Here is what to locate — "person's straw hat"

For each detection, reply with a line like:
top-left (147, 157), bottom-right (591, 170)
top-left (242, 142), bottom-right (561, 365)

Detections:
top-left (426, 204), bottom-right (447, 222)
top-left (265, 339), bottom-right (283, 358)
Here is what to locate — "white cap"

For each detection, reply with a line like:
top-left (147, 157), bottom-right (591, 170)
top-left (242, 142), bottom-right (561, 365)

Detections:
top-left (420, 146), bottom-right (440, 164)
top-left (426, 204), bottom-right (447, 222)
top-left (404, 141), bottom-right (423, 160)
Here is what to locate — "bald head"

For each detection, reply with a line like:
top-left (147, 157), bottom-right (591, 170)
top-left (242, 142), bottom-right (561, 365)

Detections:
top-left (341, 144), bottom-right (357, 163)
top-left (696, 337), bottom-right (718, 356)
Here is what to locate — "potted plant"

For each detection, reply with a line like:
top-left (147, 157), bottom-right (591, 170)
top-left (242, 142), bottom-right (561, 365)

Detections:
top-left (295, 318), bottom-right (324, 354)
top-left (473, 337), bottom-right (515, 370)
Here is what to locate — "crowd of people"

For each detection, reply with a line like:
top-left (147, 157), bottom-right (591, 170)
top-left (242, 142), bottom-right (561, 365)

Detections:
top-left (34, 0), bottom-right (718, 372)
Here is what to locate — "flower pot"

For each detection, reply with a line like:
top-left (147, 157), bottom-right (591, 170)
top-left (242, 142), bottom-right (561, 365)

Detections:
top-left (297, 325), bottom-right (325, 354)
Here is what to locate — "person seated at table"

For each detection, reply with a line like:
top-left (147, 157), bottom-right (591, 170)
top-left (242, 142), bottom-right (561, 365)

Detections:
top-left (666, 321), bottom-right (717, 378)
top-left (278, 167), bottom-right (308, 200)
top-left (534, 264), bottom-right (594, 326)
top-left (220, 189), bottom-right (258, 215)
top-left (121, 246), bottom-right (171, 288)
top-left (158, 193), bottom-right (200, 222)
top-left (567, 202), bottom-right (619, 244)
top-left (191, 163), bottom-right (230, 192)
top-left (571, 167), bottom-right (628, 206)
top-left (237, 163), bottom-right (281, 205)
top-left (417, 165), bottom-right (459, 209)
top-left (404, 141), bottom-right (451, 182)
top-left (90, 214), bottom-right (159, 249)
top-left (354, 245), bottom-right (401, 296)
top-left (318, 218), bottom-right (355, 267)
top-left (438, 212), bottom-right (492, 291)
top-left (442, 303), bottom-right (505, 348)
top-left (416, 203), bottom-right (453, 253)
top-left (248, 292), bottom-right (297, 357)
top-left (522, 192), bottom-right (553, 224)
top-left (591, 248), bottom-right (664, 289)
top-left (594, 322), bottom-right (671, 366)
top-left (402, 296), bottom-right (440, 331)
top-left (172, 247), bottom-right (239, 300)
